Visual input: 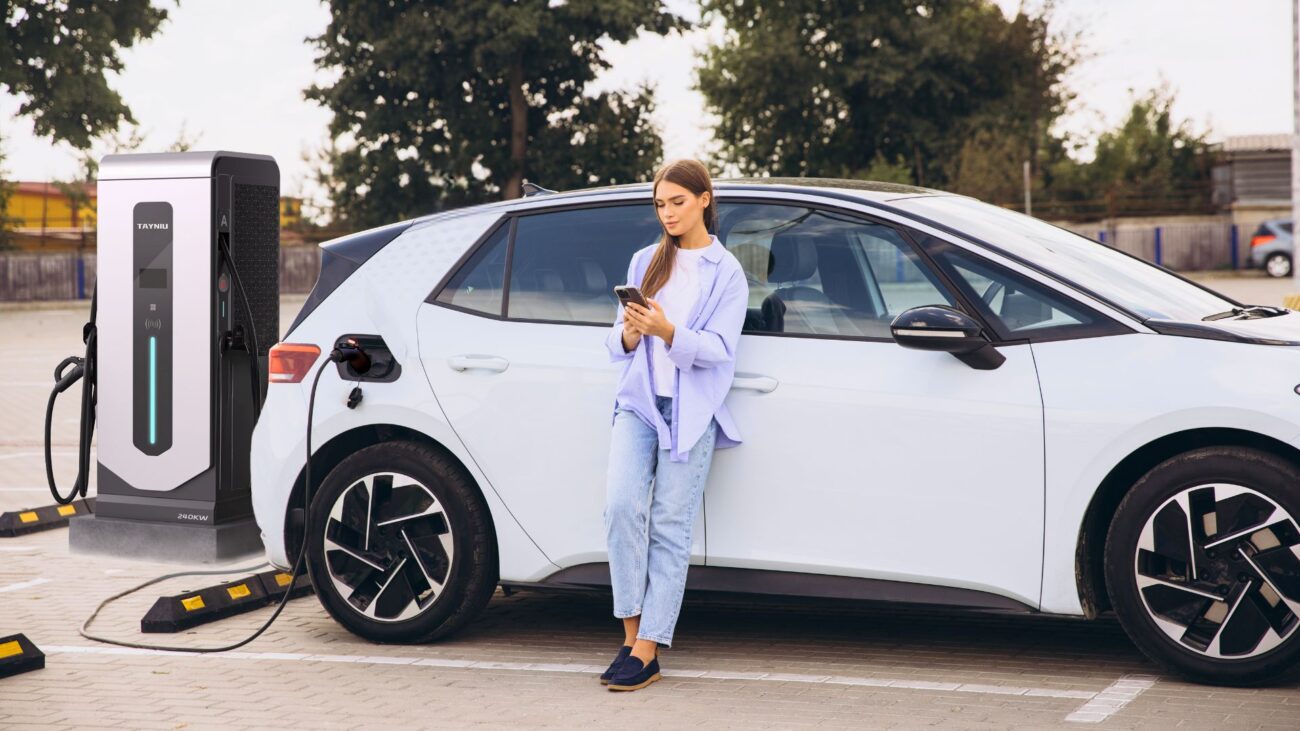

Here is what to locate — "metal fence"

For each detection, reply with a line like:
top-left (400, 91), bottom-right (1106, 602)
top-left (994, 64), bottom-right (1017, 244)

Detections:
top-left (1061, 222), bottom-right (1243, 271)
top-left (0, 247), bottom-right (322, 302)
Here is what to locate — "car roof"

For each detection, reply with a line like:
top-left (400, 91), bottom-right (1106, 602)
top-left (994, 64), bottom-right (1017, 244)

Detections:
top-left (537, 176), bottom-right (942, 202)
top-left (404, 177), bottom-right (948, 226)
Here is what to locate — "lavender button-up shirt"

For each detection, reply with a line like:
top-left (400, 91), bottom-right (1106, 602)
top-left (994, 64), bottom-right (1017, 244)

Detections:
top-left (605, 234), bottom-right (749, 462)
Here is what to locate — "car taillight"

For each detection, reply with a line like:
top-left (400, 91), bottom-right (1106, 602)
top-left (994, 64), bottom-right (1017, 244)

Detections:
top-left (1251, 234), bottom-right (1276, 248)
top-left (268, 343), bottom-right (322, 383)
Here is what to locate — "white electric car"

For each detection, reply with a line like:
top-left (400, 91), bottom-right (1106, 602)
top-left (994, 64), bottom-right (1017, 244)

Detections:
top-left (251, 178), bottom-right (1300, 686)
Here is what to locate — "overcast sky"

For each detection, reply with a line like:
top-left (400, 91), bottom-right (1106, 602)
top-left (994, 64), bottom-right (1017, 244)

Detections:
top-left (1, 0), bottom-right (1294, 207)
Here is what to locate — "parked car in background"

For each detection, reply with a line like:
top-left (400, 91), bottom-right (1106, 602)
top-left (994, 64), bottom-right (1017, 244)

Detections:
top-left (252, 178), bottom-right (1300, 687)
top-left (1249, 219), bottom-right (1293, 277)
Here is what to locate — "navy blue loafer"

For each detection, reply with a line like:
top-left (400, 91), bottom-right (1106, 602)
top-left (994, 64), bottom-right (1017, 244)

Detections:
top-left (607, 654), bottom-right (661, 691)
top-left (599, 645), bottom-right (632, 685)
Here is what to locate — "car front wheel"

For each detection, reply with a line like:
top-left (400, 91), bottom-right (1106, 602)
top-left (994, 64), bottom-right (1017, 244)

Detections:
top-left (1104, 446), bottom-right (1300, 686)
top-left (305, 441), bottom-right (498, 643)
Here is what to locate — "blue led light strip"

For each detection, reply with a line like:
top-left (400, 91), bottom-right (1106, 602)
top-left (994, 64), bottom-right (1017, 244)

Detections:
top-left (149, 335), bottom-right (157, 445)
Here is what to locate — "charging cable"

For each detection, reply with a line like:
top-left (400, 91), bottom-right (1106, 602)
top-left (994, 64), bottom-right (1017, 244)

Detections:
top-left (43, 228), bottom-right (375, 652)
top-left (217, 234), bottom-right (263, 420)
top-left (43, 233), bottom-right (258, 507)
top-left (44, 288), bottom-right (97, 509)
top-left (79, 340), bottom-right (367, 652)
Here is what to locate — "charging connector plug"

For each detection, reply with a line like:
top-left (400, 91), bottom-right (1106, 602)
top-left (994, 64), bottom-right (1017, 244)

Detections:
top-left (329, 337), bottom-right (371, 375)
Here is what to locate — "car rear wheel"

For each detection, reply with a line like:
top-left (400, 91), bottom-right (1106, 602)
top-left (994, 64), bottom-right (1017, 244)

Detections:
top-left (305, 441), bottom-right (497, 643)
top-left (1104, 446), bottom-right (1300, 686)
top-left (1264, 252), bottom-right (1291, 278)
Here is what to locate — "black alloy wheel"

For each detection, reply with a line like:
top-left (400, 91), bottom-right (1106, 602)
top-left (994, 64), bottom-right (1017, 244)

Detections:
top-left (305, 441), bottom-right (497, 643)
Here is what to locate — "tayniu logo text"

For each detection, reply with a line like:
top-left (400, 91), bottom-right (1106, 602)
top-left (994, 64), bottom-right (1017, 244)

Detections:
top-left (137, 223), bottom-right (169, 230)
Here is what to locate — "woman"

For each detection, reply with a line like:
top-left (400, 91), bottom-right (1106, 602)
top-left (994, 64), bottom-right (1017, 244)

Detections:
top-left (600, 158), bottom-right (749, 691)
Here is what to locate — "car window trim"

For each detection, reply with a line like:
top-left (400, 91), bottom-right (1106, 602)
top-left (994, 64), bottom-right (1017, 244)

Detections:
top-left (425, 215), bottom-right (511, 310)
top-left (879, 195), bottom-right (1245, 322)
top-left (906, 230), bottom-right (1134, 343)
top-left (422, 193), bottom-right (1134, 345)
top-left (502, 216), bottom-right (518, 319)
top-left (426, 197), bottom-right (973, 344)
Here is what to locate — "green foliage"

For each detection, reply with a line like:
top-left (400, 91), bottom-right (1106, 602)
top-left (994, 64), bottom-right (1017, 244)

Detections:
top-left (853, 152), bottom-right (914, 185)
top-left (695, 0), bottom-right (1077, 188)
top-left (948, 128), bottom-right (1028, 203)
top-left (306, 0), bottom-right (688, 228)
top-left (1034, 86), bottom-right (1212, 218)
top-left (0, 0), bottom-right (169, 149)
top-left (1085, 86), bottom-right (1212, 215)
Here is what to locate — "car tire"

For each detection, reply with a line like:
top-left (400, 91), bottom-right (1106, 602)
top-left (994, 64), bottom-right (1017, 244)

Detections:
top-left (305, 440), bottom-right (498, 643)
top-left (1264, 252), bottom-right (1291, 278)
top-left (1104, 446), bottom-right (1300, 686)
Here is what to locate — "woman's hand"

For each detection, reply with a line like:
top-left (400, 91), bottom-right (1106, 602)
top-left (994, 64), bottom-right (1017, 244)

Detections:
top-left (620, 312), bottom-right (643, 352)
top-left (626, 299), bottom-right (675, 345)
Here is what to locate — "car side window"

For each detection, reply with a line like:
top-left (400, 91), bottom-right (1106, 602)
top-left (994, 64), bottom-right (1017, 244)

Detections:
top-left (716, 202), bottom-right (957, 339)
top-left (507, 205), bottom-right (661, 323)
top-left (434, 221), bottom-right (510, 316)
top-left (918, 232), bottom-right (1106, 340)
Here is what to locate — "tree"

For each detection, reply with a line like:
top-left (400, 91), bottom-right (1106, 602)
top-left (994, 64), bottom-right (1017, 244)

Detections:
top-left (1027, 86), bottom-right (1213, 220)
top-left (0, 1), bottom-right (168, 246)
top-left (695, 0), bottom-right (1076, 188)
top-left (948, 128), bottom-right (1028, 204)
top-left (306, 0), bottom-right (688, 228)
top-left (1084, 86), bottom-right (1212, 216)
top-left (0, 0), bottom-right (169, 149)
top-left (55, 123), bottom-right (198, 242)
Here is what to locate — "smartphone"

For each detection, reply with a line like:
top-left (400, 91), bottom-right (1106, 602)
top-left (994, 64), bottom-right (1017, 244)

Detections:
top-left (614, 285), bottom-right (648, 310)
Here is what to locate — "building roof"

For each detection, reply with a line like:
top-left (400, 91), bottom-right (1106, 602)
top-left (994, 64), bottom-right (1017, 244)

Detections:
top-left (1221, 134), bottom-right (1296, 152)
top-left (11, 181), bottom-right (97, 197)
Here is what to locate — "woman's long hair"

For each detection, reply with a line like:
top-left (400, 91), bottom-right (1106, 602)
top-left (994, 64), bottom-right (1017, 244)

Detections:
top-left (641, 159), bottom-right (717, 299)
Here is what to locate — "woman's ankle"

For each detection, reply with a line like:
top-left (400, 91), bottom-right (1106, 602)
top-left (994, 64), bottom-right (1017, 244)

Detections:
top-left (630, 638), bottom-right (658, 662)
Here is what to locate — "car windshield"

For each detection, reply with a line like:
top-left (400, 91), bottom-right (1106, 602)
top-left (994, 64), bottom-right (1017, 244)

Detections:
top-left (893, 195), bottom-right (1240, 322)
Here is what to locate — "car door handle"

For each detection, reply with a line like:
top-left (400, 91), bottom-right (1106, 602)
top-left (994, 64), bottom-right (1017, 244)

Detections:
top-left (731, 373), bottom-right (778, 393)
top-left (447, 355), bottom-right (509, 373)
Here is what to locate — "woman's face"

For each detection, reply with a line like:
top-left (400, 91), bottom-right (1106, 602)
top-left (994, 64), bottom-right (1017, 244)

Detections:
top-left (654, 180), bottom-right (710, 238)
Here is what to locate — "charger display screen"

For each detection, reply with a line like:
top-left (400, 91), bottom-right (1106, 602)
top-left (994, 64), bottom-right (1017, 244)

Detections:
top-left (138, 268), bottom-right (167, 289)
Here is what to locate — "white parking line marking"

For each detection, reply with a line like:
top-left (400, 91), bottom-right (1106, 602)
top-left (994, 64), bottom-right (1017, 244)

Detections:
top-left (0, 545), bottom-right (38, 552)
top-left (0, 577), bottom-right (52, 593)
top-left (42, 644), bottom-right (1107, 700)
top-left (1064, 674), bottom-right (1157, 723)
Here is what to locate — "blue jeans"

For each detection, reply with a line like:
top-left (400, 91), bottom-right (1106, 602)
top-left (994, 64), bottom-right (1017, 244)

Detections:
top-left (604, 394), bottom-right (718, 647)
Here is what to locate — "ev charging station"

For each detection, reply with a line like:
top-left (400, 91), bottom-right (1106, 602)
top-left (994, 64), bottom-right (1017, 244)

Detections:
top-left (65, 151), bottom-right (280, 563)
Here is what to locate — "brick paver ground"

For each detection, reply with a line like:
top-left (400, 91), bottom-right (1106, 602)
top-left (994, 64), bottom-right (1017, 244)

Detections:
top-left (2, 280), bottom-right (1299, 729)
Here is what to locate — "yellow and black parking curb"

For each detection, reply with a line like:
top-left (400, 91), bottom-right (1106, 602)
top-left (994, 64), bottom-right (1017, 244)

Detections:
top-left (0, 634), bottom-right (45, 679)
top-left (140, 569), bottom-right (314, 633)
top-left (0, 498), bottom-right (95, 537)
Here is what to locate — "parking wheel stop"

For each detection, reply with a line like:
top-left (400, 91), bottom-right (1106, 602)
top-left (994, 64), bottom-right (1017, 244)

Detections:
top-left (0, 634), bottom-right (46, 679)
top-left (140, 569), bottom-right (314, 633)
top-left (0, 498), bottom-right (96, 538)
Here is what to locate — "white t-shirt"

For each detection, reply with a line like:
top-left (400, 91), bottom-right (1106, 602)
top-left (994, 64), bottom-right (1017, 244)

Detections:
top-left (649, 245), bottom-right (707, 397)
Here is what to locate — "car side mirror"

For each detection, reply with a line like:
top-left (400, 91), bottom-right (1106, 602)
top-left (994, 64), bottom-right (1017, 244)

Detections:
top-left (890, 305), bottom-right (1006, 370)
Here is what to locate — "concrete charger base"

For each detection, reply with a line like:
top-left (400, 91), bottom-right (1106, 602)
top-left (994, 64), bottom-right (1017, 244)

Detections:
top-left (68, 513), bottom-right (265, 564)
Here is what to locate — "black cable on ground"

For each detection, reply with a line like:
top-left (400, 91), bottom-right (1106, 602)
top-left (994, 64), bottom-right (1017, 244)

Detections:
top-left (78, 358), bottom-right (330, 653)
top-left (73, 232), bottom-right (334, 653)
